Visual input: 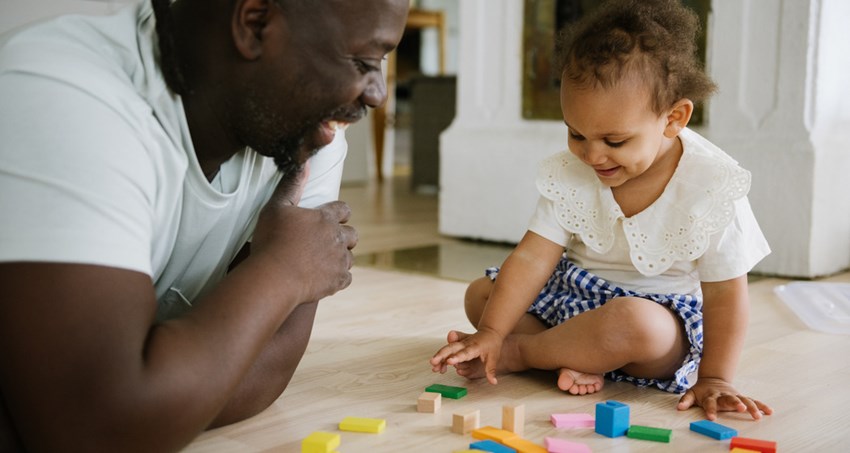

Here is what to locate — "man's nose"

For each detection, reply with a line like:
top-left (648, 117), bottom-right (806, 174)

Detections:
top-left (360, 72), bottom-right (387, 109)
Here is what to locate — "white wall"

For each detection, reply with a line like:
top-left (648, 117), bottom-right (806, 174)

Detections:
top-left (440, 0), bottom-right (850, 278)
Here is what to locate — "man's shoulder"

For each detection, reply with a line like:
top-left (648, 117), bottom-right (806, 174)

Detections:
top-left (0, 3), bottom-right (150, 109)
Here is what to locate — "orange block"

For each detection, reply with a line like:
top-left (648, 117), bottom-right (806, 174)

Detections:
top-left (472, 425), bottom-right (519, 443)
top-left (503, 436), bottom-right (547, 453)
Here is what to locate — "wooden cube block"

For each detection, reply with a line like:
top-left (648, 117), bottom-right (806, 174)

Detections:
top-left (452, 409), bottom-right (480, 435)
top-left (502, 403), bottom-right (525, 436)
top-left (417, 391), bottom-right (441, 413)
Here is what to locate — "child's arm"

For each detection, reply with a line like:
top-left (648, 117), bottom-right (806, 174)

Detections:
top-left (430, 231), bottom-right (564, 384)
top-left (677, 275), bottom-right (774, 420)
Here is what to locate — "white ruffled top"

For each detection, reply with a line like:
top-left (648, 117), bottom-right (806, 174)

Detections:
top-left (529, 128), bottom-right (770, 293)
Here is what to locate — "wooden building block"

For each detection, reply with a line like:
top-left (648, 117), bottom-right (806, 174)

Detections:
top-left (417, 391), bottom-right (441, 413)
top-left (730, 436), bottom-right (777, 453)
top-left (452, 409), bottom-right (480, 435)
top-left (472, 425), bottom-right (518, 443)
top-left (469, 439), bottom-right (516, 453)
top-left (426, 383), bottom-right (468, 399)
top-left (689, 419), bottom-right (738, 440)
top-left (626, 425), bottom-right (672, 443)
top-left (301, 431), bottom-right (340, 453)
top-left (594, 400), bottom-right (629, 438)
top-left (550, 413), bottom-right (594, 429)
top-left (502, 436), bottom-right (547, 453)
top-left (543, 437), bottom-right (592, 453)
top-left (502, 403), bottom-right (525, 436)
top-left (338, 416), bottom-right (386, 434)
top-left (730, 449), bottom-right (760, 453)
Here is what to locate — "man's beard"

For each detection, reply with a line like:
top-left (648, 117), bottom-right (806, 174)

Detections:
top-left (271, 132), bottom-right (311, 178)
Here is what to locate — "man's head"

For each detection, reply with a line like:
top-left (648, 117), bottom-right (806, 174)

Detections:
top-left (154, 0), bottom-right (409, 174)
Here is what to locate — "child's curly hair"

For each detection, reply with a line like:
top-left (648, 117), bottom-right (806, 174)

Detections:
top-left (556, 0), bottom-right (716, 115)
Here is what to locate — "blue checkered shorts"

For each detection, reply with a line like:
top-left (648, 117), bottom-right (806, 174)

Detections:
top-left (485, 257), bottom-right (703, 393)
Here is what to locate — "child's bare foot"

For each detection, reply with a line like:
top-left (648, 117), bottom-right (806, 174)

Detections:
top-left (557, 368), bottom-right (604, 395)
top-left (446, 331), bottom-right (527, 380)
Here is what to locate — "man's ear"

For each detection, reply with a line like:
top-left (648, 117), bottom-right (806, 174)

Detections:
top-left (663, 98), bottom-right (694, 138)
top-left (232, 0), bottom-right (273, 60)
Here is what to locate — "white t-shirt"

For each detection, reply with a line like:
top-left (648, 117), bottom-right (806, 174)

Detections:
top-left (0, 2), bottom-right (347, 319)
top-left (529, 128), bottom-right (771, 296)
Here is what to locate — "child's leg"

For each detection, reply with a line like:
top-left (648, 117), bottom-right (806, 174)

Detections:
top-left (458, 277), bottom-right (605, 394)
top-left (463, 276), bottom-right (547, 334)
top-left (507, 296), bottom-right (689, 382)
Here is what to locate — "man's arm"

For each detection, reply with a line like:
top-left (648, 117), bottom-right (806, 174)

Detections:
top-left (0, 196), bottom-right (356, 452)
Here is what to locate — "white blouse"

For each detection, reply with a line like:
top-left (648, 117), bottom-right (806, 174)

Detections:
top-left (528, 128), bottom-right (770, 296)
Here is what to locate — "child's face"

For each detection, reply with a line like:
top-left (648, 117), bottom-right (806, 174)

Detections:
top-left (560, 76), bottom-right (676, 188)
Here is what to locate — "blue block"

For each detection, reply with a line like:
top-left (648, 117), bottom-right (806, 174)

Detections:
top-left (595, 400), bottom-right (630, 438)
top-left (689, 420), bottom-right (738, 440)
top-left (469, 439), bottom-right (517, 453)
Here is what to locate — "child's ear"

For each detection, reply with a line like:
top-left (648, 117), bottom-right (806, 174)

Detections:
top-left (663, 98), bottom-right (694, 138)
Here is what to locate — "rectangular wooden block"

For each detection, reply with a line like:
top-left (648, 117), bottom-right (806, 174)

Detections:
top-left (301, 431), bottom-right (340, 453)
top-left (426, 383), bottom-right (468, 399)
top-left (452, 409), bottom-right (480, 435)
top-left (544, 437), bottom-right (592, 453)
top-left (469, 439), bottom-right (516, 453)
top-left (730, 436), bottom-right (777, 453)
top-left (689, 419), bottom-right (737, 440)
top-left (502, 436), bottom-right (547, 453)
top-left (417, 391), bottom-right (441, 413)
top-left (550, 413), bottom-right (594, 429)
top-left (502, 403), bottom-right (525, 436)
top-left (626, 425), bottom-right (672, 443)
top-left (338, 416), bottom-right (386, 434)
top-left (472, 425), bottom-right (518, 443)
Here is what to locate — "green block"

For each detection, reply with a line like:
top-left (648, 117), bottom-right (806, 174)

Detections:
top-left (425, 383), bottom-right (467, 399)
top-left (627, 425), bottom-right (672, 443)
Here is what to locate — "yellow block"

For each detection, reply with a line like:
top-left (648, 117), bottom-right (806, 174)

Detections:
top-left (730, 449), bottom-right (760, 453)
top-left (471, 425), bottom-right (519, 443)
top-left (503, 436), bottom-right (547, 453)
top-left (339, 416), bottom-right (386, 433)
top-left (301, 431), bottom-right (340, 453)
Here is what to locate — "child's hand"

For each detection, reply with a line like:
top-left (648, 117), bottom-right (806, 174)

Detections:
top-left (677, 377), bottom-right (773, 421)
top-left (429, 329), bottom-right (504, 385)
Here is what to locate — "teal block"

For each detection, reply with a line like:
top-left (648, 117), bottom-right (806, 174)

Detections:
top-left (595, 400), bottom-right (629, 437)
top-left (690, 420), bottom-right (737, 440)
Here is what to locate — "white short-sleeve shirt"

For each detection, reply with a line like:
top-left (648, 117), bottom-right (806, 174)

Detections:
top-left (0, 3), bottom-right (347, 318)
top-left (528, 128), bottom-right (770, 296)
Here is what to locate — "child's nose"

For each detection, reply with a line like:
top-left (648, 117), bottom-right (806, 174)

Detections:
top-left (583, 144), bottom-right (607, 165)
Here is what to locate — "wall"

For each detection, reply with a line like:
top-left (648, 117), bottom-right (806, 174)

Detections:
top-left (439, 0), bottom-right (850, 278)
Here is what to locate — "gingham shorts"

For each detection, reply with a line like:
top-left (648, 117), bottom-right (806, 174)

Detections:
top-left (485, 256), bottom-right (703, 393)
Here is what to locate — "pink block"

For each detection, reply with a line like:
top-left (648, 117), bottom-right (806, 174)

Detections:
top-left (550, 413), bottom-right (595, 428)
top-left (544, 437), bottom-right (592, 453)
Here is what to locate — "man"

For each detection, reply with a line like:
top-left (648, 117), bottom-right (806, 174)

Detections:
top-left (0, 0), bottom-right (409, 450)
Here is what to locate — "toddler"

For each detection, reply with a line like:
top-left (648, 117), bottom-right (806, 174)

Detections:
top-left (430, 0), bottom-right (773, 421)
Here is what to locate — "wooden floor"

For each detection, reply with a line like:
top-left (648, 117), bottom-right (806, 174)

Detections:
top-left (186, 176), bottom-right (850, 452)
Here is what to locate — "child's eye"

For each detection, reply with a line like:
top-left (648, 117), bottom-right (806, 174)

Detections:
top-left (568, 132), bottom-right (585, 141)
top-left (605, 139), bottom-right (626, 148)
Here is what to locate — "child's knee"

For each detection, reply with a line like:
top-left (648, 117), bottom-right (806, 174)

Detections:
top-left (601, 297), bottom-right (682, 355)
top-left (463, 277), bottom-right (493, 325)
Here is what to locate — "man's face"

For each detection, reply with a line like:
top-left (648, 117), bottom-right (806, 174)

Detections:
top-left (232, 0), bottom-right (409, 172)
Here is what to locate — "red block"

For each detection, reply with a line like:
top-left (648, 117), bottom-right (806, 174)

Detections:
top-left (730, 436), bottom-right (777, 453)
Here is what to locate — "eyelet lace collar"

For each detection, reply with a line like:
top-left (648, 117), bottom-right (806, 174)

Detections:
top-left (536, 128), bottom-right (751, 276)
